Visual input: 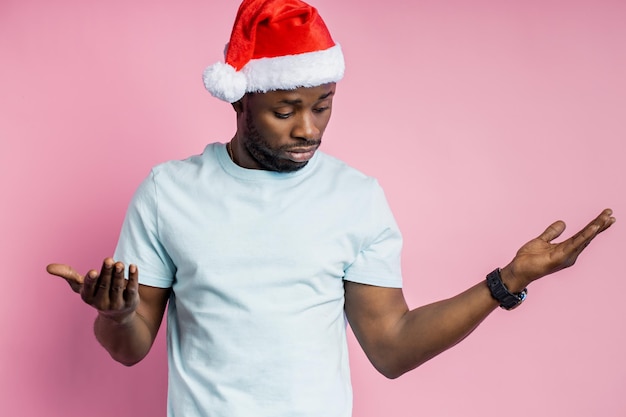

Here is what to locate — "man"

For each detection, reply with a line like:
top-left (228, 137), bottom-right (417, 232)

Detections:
top-left (47, 0), bottom-right (615, 416)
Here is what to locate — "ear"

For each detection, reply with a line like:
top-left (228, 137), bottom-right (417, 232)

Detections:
top-left (231, 100), bottom-right (244, 114)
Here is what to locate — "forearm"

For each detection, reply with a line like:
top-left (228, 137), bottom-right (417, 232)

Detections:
top-left (379, 266), bottom-right (526, 378)
top-left (94, 311), bottom-right (155, 366)
top-left (349, 210), bottom-right (615, 379)
top-left (389, 280), bottom-right (499, 376)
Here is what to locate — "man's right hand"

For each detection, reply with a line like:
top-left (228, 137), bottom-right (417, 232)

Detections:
top-left (47, 258), bottom-right (140, 324)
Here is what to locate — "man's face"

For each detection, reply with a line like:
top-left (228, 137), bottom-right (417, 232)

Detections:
top-left (235, 83), bottom-right (335, 172)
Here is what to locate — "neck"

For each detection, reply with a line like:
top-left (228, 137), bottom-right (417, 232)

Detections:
top-left (228, 137), bottom-right (239, 166)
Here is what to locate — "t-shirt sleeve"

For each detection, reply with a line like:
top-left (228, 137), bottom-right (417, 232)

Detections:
top-left (343, 180), bottom-right (403, 288)
top-left (114, 170), bottom-right (176, 288)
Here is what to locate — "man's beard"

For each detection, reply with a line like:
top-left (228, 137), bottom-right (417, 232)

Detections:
top-left (243, 111), bottom-right (321, 173)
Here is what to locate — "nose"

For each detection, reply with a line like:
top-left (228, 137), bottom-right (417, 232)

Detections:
top-left (291, 111), bottom-right (321, 141)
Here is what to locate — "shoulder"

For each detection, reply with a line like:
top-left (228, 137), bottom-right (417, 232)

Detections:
top-left (151, 143), bottom-right (220, 177)
top-left (129, 143), bottom-right (224, 204)
top-left (144, 143), bottom-right (228, 190)
top-left (315, 151), bottom-right (380, 189)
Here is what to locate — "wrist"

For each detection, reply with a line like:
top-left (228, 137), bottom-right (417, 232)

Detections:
top-left (486, 268), bottom-right (527, 310)
top-left (499, 264), bottom-right (528, 293)
top-left (98, 310), bottom-right (136, 326)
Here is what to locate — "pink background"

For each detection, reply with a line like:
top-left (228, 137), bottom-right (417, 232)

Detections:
top-left (2, 0), bottom-right (624, 416)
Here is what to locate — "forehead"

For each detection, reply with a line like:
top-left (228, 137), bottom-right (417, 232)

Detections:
top-left (248, 83), bottom-right (336, 106)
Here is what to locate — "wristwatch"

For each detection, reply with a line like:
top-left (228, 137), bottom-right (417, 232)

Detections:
top-left (486, 268), bottom-right (527, 310)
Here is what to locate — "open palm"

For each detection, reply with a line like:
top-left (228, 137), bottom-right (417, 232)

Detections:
top-left (504, 209), bottom-right (615, 290)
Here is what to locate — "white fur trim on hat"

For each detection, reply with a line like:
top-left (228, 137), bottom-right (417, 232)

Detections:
top-left (203, 44), bottom-right (344, 103)
top-left (244, 44), bottom-right (344, 94)
top-left (203, 62), bottom-right (248, 103)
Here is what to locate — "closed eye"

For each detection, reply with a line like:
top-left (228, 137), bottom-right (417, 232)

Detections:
top-left (274, 112), bottom-right (293, 119)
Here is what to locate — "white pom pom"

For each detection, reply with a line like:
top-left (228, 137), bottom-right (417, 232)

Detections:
top-left (203, 62), bottom-right (247, 103)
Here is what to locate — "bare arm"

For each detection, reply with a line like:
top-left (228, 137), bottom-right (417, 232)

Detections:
top-left (344, 209), bottom-right (616, 379)
top-left (47, 258), bottom-right (170, 366)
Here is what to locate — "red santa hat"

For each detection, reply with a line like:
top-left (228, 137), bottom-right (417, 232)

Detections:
top-left (203, 0), bottom-right (345, 103)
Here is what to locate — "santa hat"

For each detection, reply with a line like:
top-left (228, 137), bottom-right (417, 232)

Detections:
top-left (203, 0), bottom-right (345, 103)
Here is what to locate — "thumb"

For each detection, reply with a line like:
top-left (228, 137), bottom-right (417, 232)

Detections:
top-left (537, 220), bottom-right (566, 243)
top-left (46, 263), bottom-right (85, 293)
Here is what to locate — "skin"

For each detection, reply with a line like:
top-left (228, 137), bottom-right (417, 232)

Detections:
top-left (47, 84), bottom-right (616, 375)
top-left (229, 83), bottom-right (334, 172)
top-left (46, 261), bottom-right (170, 366)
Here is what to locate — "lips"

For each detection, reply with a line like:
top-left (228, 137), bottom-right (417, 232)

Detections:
top-left (283, 146), bottom-right (318, 163)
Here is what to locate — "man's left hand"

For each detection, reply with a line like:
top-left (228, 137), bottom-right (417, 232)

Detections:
top-left (501, 208), bottom-right (615, 292)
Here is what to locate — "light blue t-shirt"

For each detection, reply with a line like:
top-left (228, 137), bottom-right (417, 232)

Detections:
top-left (114, 143), bottom-right (403, 417)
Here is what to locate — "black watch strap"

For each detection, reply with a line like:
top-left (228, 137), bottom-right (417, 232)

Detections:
top-left (486, 268), bottom-right (527, 310)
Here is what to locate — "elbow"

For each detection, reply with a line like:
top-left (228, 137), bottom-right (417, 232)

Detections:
top-left (375, 362), bottom-right (413, 380)
top-left (370, 354), bottom-right (425, 380)
top-left (379, 367), bottom-right (405, 380)
top-left (109, 352), bottom-right (146, 367)
top-left (366, 339), bottom-right (439, 379)
top-left (118, 358), bottom-right (142, 367)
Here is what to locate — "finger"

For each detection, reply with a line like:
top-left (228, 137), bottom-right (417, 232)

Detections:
top-left (46, 263), bottom-right (82, 281)
top-left (81, 269), bottom-right (100, 304)
top-left (537, 220), bottom-right (566, 243)
top-left (46, 263), bottom-right (84, 293)
top-left (597, 208), bottom-right (616, 233)
top-left (124, 264), bottom-right (140, 306)
top-left (568, 209), bottom-right (615, 251)
top-left (91, 258), bottom-right (115, 308)
top-left (109, 262), bottom-right (127, 310)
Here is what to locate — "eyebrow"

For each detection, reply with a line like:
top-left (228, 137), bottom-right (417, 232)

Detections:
top-left (278, 90), bottom-right (335, 105)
